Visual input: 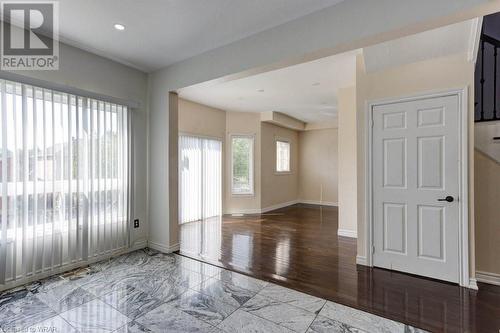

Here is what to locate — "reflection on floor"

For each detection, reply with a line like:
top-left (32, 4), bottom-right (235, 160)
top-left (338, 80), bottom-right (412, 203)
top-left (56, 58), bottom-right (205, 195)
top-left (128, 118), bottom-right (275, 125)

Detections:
top-left (179, 204), bottom-right (500, 333)
top-left (0, 248), bottom-right (422, 333)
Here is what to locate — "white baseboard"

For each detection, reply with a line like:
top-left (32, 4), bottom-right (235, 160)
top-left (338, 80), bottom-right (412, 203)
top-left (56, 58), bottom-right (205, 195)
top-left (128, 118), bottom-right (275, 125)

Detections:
top-left (337, 229), bottom-right (357, 238)
top-left (476, 270), bottom-right (500, 286)
top-left (468, 278), bottom-right (479, 290)
top-left (148, 241), bottom-right (179, 254)
top-left (356, 255), bottom-right (367, 266)
top-left (299, 200), bottom-right (338, 207)
top-left (260, 200), bottom-right (299, 213)
top-left (170, 243), bottom-right (180, 252)
top-left (227, 208), bottom-right (262, 215)
top-left (130, 239), bottom-right (148, 251)
top-left (227, 199), bottom-right (338, 215)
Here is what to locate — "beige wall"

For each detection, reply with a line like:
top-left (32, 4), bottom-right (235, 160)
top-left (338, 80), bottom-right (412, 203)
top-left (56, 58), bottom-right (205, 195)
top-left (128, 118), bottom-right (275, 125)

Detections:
top-left (305, 120), bottom-right (338, 131)
top-left (178, 99), bottom-right (226, 139)
top-left (261, 122), bottom-right (299, 209)
top-left (356, 53), bottom-right (476, 276)
top-left (474, 150), bottom-right (500, 275)
top-left (298, 128), bottom-right (338, 205)
top-left (338, 87), bottom-right (358, 234)
top-left (261, 112), bottom-right (306, 131)
top-left (178, 99), bottom-right (339, 214)
top-left (178, 99), bottom-right (262, 214)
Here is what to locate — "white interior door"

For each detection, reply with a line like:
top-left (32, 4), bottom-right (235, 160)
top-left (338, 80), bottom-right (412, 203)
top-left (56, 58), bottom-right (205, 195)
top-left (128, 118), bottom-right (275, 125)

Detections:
top-left (372, 94), bottom-right (460, 283)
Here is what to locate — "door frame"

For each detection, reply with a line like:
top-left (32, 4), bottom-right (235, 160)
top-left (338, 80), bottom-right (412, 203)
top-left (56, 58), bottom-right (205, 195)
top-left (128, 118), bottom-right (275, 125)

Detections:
top-left (364, 88), bottom-right (472, 288)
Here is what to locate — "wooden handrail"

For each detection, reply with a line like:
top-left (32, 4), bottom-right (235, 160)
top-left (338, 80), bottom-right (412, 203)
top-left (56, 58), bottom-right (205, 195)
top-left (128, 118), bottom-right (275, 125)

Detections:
top-left (481, 34), bottom-right (500, 48)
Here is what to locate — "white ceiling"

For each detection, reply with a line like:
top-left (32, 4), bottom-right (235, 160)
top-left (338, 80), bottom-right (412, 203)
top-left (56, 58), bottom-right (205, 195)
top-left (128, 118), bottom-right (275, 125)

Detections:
top-left (56, 0), bottom-right (345, 72)
top-left (363, 19), bottom-right (477, 73)
top-left (179, 49), bottom-right (360, 123)
top-left (178, 20), bottom-right (477, 124)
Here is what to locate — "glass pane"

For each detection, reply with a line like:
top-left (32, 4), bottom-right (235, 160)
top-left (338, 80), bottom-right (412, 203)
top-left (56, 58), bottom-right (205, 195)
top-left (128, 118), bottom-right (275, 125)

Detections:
top-left (0, 79), bottom-right (130, 276)
top-left (232, 136), bottom-right (253, 194)
top-left (276, 140), bottom-right (290, 172)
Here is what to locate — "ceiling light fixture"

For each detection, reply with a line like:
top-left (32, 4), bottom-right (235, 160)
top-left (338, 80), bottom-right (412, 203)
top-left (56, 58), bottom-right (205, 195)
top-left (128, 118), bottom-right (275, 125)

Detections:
top-left (312, 82), bottom-right (321, 86)
top-left (114, 23), bottom-right (125, 31)
top-left (257, 89), bottom-right (265, 93)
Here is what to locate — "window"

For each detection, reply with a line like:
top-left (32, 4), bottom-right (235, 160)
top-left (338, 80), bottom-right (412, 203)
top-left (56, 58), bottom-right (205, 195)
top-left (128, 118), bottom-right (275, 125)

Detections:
top-left (0, 79), bottom-right (129, 284)
top-left (276, 140), bottom-right (291, 173)
top-left (231, 135), bottom-right (254, 195)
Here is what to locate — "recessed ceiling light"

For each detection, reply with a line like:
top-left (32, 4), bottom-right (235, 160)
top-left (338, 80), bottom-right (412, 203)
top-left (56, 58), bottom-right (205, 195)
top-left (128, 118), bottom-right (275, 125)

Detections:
top-left (257, 89), bottom-right (265, 93)
top-left (312, 82), bottom-right (321, 86)
top-left (114, 23), bottom-right (125, 31)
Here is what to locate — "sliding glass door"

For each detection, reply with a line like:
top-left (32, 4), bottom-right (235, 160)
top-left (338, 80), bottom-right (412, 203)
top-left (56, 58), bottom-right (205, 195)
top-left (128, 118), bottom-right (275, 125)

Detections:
top-left (179, 135), bottom-right (222, 259)
top-left (0, 79), bottom-right (129, 287)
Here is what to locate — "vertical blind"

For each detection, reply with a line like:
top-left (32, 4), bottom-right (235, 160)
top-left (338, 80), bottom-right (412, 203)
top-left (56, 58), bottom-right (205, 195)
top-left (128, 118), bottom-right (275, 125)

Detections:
top-left (179, 135), bottom-right (222, 258)
top-left (0, 79), bottom-right (130, 286)
top-left (179, 135), bottom-right (222, 224)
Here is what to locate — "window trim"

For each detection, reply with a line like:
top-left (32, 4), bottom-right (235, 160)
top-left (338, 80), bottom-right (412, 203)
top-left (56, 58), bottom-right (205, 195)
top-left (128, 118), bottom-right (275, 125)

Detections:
top-left (230, 134), bottom-right (255, 196)
top-left (275, 138), bottom-right (292, 174)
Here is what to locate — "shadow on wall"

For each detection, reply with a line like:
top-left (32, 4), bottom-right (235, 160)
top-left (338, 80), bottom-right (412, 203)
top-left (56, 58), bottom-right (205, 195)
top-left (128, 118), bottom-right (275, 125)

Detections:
top-left (474, 148), bottom-right (500, 276)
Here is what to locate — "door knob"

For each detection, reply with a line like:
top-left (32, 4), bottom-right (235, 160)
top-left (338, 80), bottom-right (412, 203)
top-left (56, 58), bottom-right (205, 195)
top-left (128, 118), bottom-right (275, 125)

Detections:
top-left (437, 196), bottom-right (454, 203)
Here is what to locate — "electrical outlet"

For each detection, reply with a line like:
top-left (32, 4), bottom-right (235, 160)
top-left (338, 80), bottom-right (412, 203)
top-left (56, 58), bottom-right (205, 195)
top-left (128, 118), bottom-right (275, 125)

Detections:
top-left (134, 219), bottom-right (139, 228)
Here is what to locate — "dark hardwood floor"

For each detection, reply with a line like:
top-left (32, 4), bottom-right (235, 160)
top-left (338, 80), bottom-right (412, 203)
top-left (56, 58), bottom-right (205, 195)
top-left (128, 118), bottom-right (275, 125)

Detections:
top-left (178, 204), bottom-right (500, 333)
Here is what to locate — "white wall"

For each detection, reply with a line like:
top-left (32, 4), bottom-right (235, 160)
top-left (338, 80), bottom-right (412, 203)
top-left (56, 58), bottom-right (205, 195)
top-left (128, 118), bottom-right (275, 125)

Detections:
top-left (148, 0), bottom-right (495, 251)
top-left (5, 42), bottom-right (149, 249)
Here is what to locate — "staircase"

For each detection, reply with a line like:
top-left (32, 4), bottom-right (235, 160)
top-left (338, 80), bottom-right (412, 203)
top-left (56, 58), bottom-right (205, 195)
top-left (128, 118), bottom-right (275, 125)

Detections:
top-left (476, 33), bottom-right (500, 122)
top-left (475, 31), bottom-right (500, 163)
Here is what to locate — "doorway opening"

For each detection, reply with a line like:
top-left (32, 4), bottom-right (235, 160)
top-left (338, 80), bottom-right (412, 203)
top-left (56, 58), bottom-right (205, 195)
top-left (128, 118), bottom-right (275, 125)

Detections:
top-left (366, 90), bottom-right (469, 285)
top-left (166, 16), bottom-right (500, 333)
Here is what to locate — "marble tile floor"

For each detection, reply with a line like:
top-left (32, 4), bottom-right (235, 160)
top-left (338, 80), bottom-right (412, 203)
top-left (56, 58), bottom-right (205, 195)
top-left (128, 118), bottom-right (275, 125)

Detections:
top-left (0, 249), bottom-right (427, 333)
